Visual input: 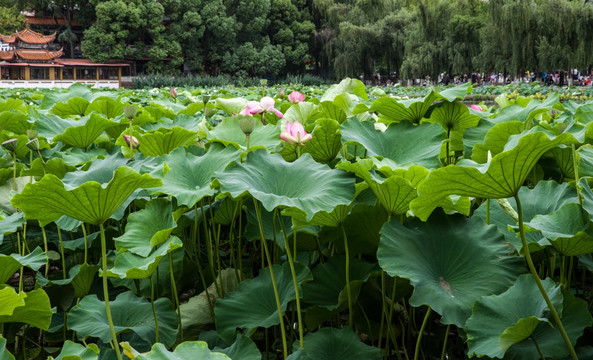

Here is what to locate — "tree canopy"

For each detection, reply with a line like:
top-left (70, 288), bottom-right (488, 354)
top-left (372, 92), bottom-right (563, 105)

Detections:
top-left (6, 0), bottom-right (593, 79)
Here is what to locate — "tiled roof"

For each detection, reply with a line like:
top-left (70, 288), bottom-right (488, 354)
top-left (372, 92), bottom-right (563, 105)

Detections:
top-left (55, 59), bottom-right (130, 67)
top-left (16, 29), bottom-right (56, 44)
top-left (0, 34), bottom-right (16, 44)
top-left (25, 16), bottom-right (82, 27)
top-left (16, 49), bottom-right (63, 61)
top-left (0, 51), bottom-right (15, 61)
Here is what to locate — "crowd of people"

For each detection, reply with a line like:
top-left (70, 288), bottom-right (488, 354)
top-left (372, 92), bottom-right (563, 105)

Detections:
top-left (368, 70), bottom-right (593, 87)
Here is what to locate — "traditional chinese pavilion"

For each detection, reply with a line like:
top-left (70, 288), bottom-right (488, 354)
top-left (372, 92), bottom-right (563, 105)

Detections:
top-left (0, 28), bottom-right (129, 88)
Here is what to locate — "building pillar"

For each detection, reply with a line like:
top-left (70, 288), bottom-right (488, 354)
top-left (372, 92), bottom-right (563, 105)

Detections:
top-left (24, 67), bottom-right (30, 81)
top-left (73, 66), bottom-right (77, 80)
top-left (59, 68), bottom-right (63, 80)
top-left (96, 67), bottom-right (99, 80)
top-left (118, 67), bottom-right (122, 88)
top-left (49, 67), bottom-right (55, 80)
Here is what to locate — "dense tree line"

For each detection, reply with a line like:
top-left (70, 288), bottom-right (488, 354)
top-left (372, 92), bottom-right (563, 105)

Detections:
top-left (3, 0), bottom-right (593, 80)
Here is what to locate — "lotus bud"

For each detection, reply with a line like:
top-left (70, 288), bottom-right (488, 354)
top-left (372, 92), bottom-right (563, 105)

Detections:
top-left (26, 138), bottom-right (39, 151)
top-left (278, 88), bottom-right (285, 98)
top-left (26, 129), bottom-right (38, 140)
top-left (238, 116), bottom-right (256, 135)
top-left (123, 105), bottom-right (138, 120)
top-left (123, 135), bottom-right (139, 149)
top-left (170, 87), bottom-right (177, 99)
top-left (2, 138), bottom-right (18, 152)
top-left (202, 94), bottom-right (211, 105)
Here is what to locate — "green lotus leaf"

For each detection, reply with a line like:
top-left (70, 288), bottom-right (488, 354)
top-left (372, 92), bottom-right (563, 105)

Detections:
top-left (0, 288), bottom-right (52, 330)
top-left (283, 102), bottom-right (321, 126)
top-left (319, 101), bottom-right (347, 124)
top-left (284, 204), bottom-right (350, 228)
top-left (68, 291), bottom-right (178, 347)
top-left (321, 78), bottom-right (368, 102)
top-left (320, 204), bottom-right (387, 256)
top-left (114, 198), bottom-right (176, 256)
top-left (337, 159), bottom-right (428, 215)
top-left (48, 341), bottom-right (99, 360)
top-left (0, 287), bottom-right (26, 316)
top-left (493, 93), bottom-right (560, 124)
top-left (37, 263), bottom-right (100, 298)
top-left (62, 153), bottom-right (127, 187)
top-left (207, 116), bottom-right (280, 151)
top-left (139, 127), bottom-right (198, 157)
top-left (471, 121), bottom-right (524, 163)
top-left (303, 118), bottom-right (342, 163)
top-left (0, 111), bottom-right (29, 134)
top-left (21, 157), bottom-right (76, 180)
top-left (61, 147), bottom-right (109, 166)
top-left (214, 262), bottom-right (313, 343)
top-left (550, 146), bottom-right (574, 180)
top-left (216, 150), bottom-right (355, 222)
top-left (11, 166), bottom-right (162, 226)
top-left (504, 290), bottom-right (592, 360)
top-left (135, 341), bottom-right (230, 360)
top-left (465, 275), bottom-right (563, 358)
top-left (341, 118), bottom-right (445, 169)
top-left (105, 237), bottom-right (182, 279)
top-left (0, 247), bottom-right (47, 283)
top-left (577, 145), bottom-right (593, 178)
top-left (179, 269), bottom-right (240, 339)
top-left (50, 97), bottom-right (90, 117)
top-left (84, 96), bottom-right (124, 119)
top-left (524, 203), bottom-right (593, 256)
top-left (411, 130), bottom-right (578, 221)
top-left (215, 97), bottom-right (248, 116)
top-left (303, 255), bottom-right (379, 311)
top-left (213, 197), bottom-right (240, 225)
top-left (213, 334), bottom-right (261, 360)
top-left (0, 336), bottom-right (14, 360)
top-left (40, 83), bottom-right (94, 109)
top-left (0, 163), bottom-right (25, 188)
top-left (159, 144), bottom-right (240, 207)
top-left (287, 327), bottom-right (381, 360)
top-left (378, 214), bottom-right (524, 327)
top-left (143, 113), bottom-right (201, 132)
top-left (52, 113), bottom-right (117, 148)
top-left (33, 113), bottom-right (75, 141)
top-left (0, 133), bottom-right (31, 160)
top-left (0, 212), bottom-right (24, 246)
top-left (0, 98), bottom-right (27, 113)
top-left (423, 100), bottom-right (480, 134)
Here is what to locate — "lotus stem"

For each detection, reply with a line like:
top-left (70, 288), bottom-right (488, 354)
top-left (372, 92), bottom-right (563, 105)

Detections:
top-left (99, 223), bottom-right (123, 360)
top-left (201, 200), bottom-right (222, 298)
top-left (342, 225), bottom-right (354, 327)
top-left (57, 225), bottom-right (66, 279)
top-left (81, 223), bottom-right (88, 265)
top-left (378, 271), bottom-right (386, 349)
top-left (254, 200), bottom-right (288, 359)
top-left (149, 277), bottom-right (160, 343)
top-left (572, 144), bottom-right (581, 205)
top-left (386, 276), bottom-right (399, 357)
top-left (440, 324), bottom-right (451, 360)
top-left (485, 199), bottom-right (490, 225)
top-left (12, 151), bottom-right (17, 191)
top-left (413, 306), bottom-right (431, 360)
top-left (278, 213), bottom-right (304, 348)
top-left (531, 334), bottom-right (546, 360)
top-left (41, 225), bottom-right (49, 278)
top-left (168, 252), bottom-right (183, 342)
top-left (17, 232), bottom-right (23, 292)
top-left (515, 195), bottom-right (578, 360)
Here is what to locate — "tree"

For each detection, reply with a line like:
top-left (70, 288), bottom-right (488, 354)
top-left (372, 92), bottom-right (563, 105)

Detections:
top-left (0, 1), bottom-right (25, 34)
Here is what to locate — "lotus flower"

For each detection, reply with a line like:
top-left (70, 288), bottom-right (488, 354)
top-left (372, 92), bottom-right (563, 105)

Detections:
top-left (470, 104), bottom-right (484, 112)
top-left (278, 88), bottom-right (285, 98)
top-left (123, 135), bottom-right (139, 149)
top-left (170, 87), bottom-right (177, 99)
top-left (288, 91), bottom-right (305, 104)
top-left (240, 101), bottom-right (263, 115)
top-left (239, 97), bottom-right (284, 125)
top-left (280, 120), bottom-right (312, 145)
top-left (260, 96), bottom-right (284, 118)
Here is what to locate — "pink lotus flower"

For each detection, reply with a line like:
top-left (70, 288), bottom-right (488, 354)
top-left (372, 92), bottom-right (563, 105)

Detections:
top-left (470, 104), bottom-right (483, 112)
top-left (123, 135), bottom-right (139, 149)
top-left (280, 120), bottom-right (312, 145)
top-left (170, 87), bottom-right (177, 99)
top-left (288, 91), bottom-right (305, 104)
top-left (239, 97), bottom-right (284, 125)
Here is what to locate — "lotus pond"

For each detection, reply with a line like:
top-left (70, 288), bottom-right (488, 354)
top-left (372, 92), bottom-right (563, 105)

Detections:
top-left (0, 80), bottom-right (592, 360)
